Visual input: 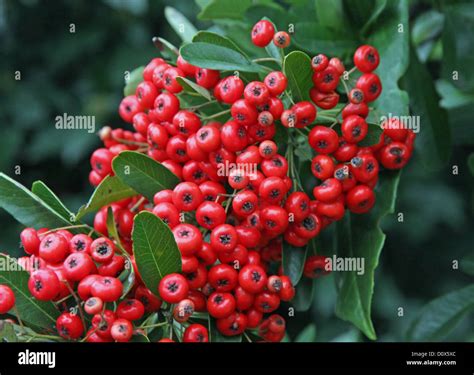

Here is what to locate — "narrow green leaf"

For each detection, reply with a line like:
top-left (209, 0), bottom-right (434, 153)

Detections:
top-left (198, 0), bottom-right (252, 20)
top-left (192, 31), bottom-right (247, 56)
top-left (76, 175), bottom-right (136, 220)
top-left (0, 173), bottom-right (77, 230)
top-left (295, 324), bottom-right (317, 342)
top-left (361, 0), bottom-right (387, 35)
top-left (180, 42), bottom-right (266, 73)
top-left (358, 123), bottom-right (383, 147)
top-left (164, 7), bottom-right (198, 43)
top-left (282, 243), bottom-right (307, 286)
top-left (292, 277), bottom-right (314, 312)
top-left (176, 76), bottom-right (211, 101)
top-left (435, 79), bottom-right (474, 110)
top-left (0, 321), bottom-right (18, 342)
top-left (411, 9), bottom-right (444, 46)
top-left (112, 151), bottom-right (180, 202)
top-left (31, 181), bottom-right (73, 221)
top-left (283, 51), bottom-right (313, 102)
top-left (403, 45), bottom-right (451, 170)
top-left (0, 254), bottom-right (59, 329)
top-left (335, 171), bottom-right (401, 340)
top-left (460, 252), bottom-right (474, 276)
top-left (124, 66), bottom-right (144, 97)
top-left (132, 212), bottom-right (181, 293)
top-left (407, 285), bottom-right (474, 341)
top-left (153, 37), bottom-right (179, 61)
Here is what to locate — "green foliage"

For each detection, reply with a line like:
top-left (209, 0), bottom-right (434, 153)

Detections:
top-left (283, 51), bottom-right (313, 102)
top-left (0, 254), bottom-right (59, 329)
top-left (112, 151), bottom-right (180, 201)
top-left (132, 212), bottom-right (182, 294)
top-left (407, 285), bottom-right (474, 341)
top-left (282, 243), bottom-right (307, 286)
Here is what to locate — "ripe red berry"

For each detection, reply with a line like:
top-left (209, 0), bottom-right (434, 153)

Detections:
top-left (210, 224), bottom-right (238, 253)
top-left (153, 92), bottom-right (180, 122)
top-left (69, 234), bottom-right (92, 254)
top-left (208, 264), bottom-right (238, 292)
top-left (116, 299), bottom-right (145, 321)
top-left (220, 121), bottom-right (249, 152)
top-left (0, 285), bottom-right (15, 314)
top-left (244, 81), bottom-right (270, 106)
top-left (177, 55), bottom-right (196, 76)
top-left (311, 155), bottom-right (335, 180)
top-left (90, 237), bottom-right (115, 264)
top-left (63, 252), bottom-right (95, 281)
top-left (183, 323), bottom-right (209, 342)
top-left (381, 118), bottom-right (408, 141)
top-left (312, 66), bottom-right (340, 93)
top-left (84, 296), bottom-right (103, 315)
top-left (196, 125), bottom-right (221, 152)
top-left (313, 178), bottom-right (342, 202)
top-left (356, 73), bottom-right (382, 102)
top-left (119, 95), bottom-right (142, 123)
top-left (346, 185), bottom-right (376, 214)
top-left (195, 68), bottom-right (220, 89)
top-left (264, 71), bottom-right (287, 96)
top-left (20, 228), bottom-right (40, 255)
top-left (379, 142), bottom-right (410, 169)
top-left (153, 202), bottom-right (180, 228)
top-left (311, 54), bottom-right (329, 72)
top-left (239, 264), bottom-right (268, 294)
top-left (217, 75), bottom-right (244, 104)
top-left (251, 20), bottom-right (275, 47)
top-left (136, 81), bottom-right (158, 109)
top-left (309, 88), bottom-right (340, 110)
top-left (354, 45), bottom-right (380, 73)
top-left (90, 276), bottom-right (123, 302)
top-left (111, 318), bottom-right (134, 342)
top-left (259, 140), bottom-right (277, 159)
top-left (341, 115), bottom-right (368, 143)
top-left (254, 291), bottom-right (280, 313)
top-left (172, 223), bottom-right (203, 256)
top-left (172, 182), bottom-right (203, 212)
top-left (207, 292), bottom-right (236, 318)
top-left (350, 154), bottom-right (379, 183)
top-left (39, 233), bottom-right (69, 264)
top-left (260, 205), bottom-right (288, 234)
top-left (285, 191), bottom-right (310, 222)
top-left (56, 312), bottom-right (84, 340)
top-left (158, 273), bottom-right (189, 304)
top-left (308, 126), bottom-right (339, 154)
top-left (196, 201), bottom-right (226, 230)
top-left (292, 101), bottom-right (317, 127)
top-left (304, 255), bottom-right (330, 278)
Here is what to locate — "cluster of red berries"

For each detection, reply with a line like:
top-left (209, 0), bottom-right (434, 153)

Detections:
top-left (1, 19), bottom-right (417, 343)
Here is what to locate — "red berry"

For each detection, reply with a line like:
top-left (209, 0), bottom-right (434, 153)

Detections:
top-left (84, 297), bottom-right (103, 315)
top-left (239, 264), bottom-right (267, 294)
top-left (196, 201), bottom-right (226, 230)
top-left (20, 228), bottom-right (40, 255)
top-left (379, 142), bottom-right (410, 169)
top-left (208, 264), bottom-right (238, 293)
top-left (312, 66), bottom-right (340, 93)
top-left (264, 71), bottom-right (287, 96)
top-left (311, 54), bottom-right (329, 72)
top-left (90, 237), bottom-right (115, 264)
top-left (341, 115), bottom-right (368, 143)
top-left (356, 73), bottom-right (382, 102)
top-left (116, 299), bottom-right (145, 321)
top-left (172, 223), bottom-right (203, 256)
top-left (346, 185), bottom-right (376, 214)
top-left (231, 99), bottom-right (258, 126)
top-left (39, 233), bottom-right (69, 264)
top-left (354, 45), bottom-right (380, 73)
top-left (0, 285), bottom-right (15, 314)
top-left (172, 182), bottom-right (203, 212)
top-left (91, 276), bottom-right (123, 302)
top-left (304, 255), bottom-right (330, 278)
top-left (158, 273), bottom-right (189, 304)
top-left (56, 312), bottom-right (84, 340)
top-left (311, 155), bottom-right (335, 180)
top-left (183, 324), bottom-right (209, 342)
top-left (111, 318), bottom-right (133, 342)
top-left (210, 224), bottom-right (238, 253)
top-left (251, 20), bottom-right (275, 47)
top-left (273, 31), bottom-right (290, 48)
top-left (308, 126), bottom-right (339, 154)
top-left (195, 68), bottom-right (220, 89)
top-left (63, 252), bottom-right (95, 281)
top-left (136, 81), bottom-right (158, 109)
top-left (207, 292), bottom-right (236, 318)
top-left (313, 178), bottom-right (342, 203)
top-left (217, 75), bottom-right (244, 104)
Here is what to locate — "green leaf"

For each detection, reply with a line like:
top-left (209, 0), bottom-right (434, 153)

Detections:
top-left (153, 37), bottom-right (179, 61)
top-left (180, 42), bottom-right (265, 73)
top-left (176, 76), bottom-right (211, 101)
top-left (441, 4), bottom-right (474, 94)
top-left (435, 79), bottom-right (474, 110)
top-left (208, 318), bottom-right (242, 342)
top-left (283, 51), bottom-right (313, 102)
top-left (164, 7), bottom-right (198, 43)
top-left (411, 10), bottom-right (444, 46)
top-left (368, 0), bottom-right (409, 117)
top-left (0, 321), bottom-right (18, 342)
top-left (123, 66), bottom-right (144, 97)
top-left (112, 151), bottom-right (180, 202)
top-left (0, 173), bottom-right (77, 230)
top-left (335, 171), bottom-right (401, 340)
top-left (361, 0), bottom-right (387, 35)
top-left (192, 31), bottom-right (247, 56)
top-left (292, 23), bottom-right (357, 57)
top-left (291, 277), bottom-right (314, 312)
top-left (198, 0), bottom-right (252, 20)
top-left (31, 181), bottom-right (73, 221)
top-left (407, 285), bottom-right (474, 342)
top-left (469, 153), bottom-right (474, 176)
top-left (132, 211), bottom-right (181, 293)
top-left (403, 45), bottom-right (451, 170)
top-left (460, 252), bottom-right (474, 276)
top-left (315, 0), bottom-right (344, 28)
top-left (0, 254), bottom-right (59, 329)
top-left (76, 175), bottom-right (136, 220)
top-left (295, 324), bottom-right (317, 342)
top-left (282, 243), bottom-right (307, 286)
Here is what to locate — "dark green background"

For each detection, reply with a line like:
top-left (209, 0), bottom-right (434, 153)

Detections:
top-left (0, 0), bottom-right (473, 341)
